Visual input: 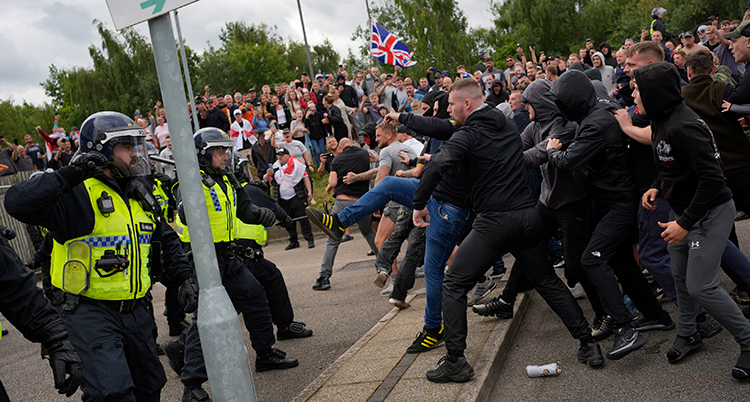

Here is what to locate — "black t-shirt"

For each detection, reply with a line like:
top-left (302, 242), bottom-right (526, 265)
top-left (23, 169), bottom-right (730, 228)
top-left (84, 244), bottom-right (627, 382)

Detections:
top-left (330, 146), bottom-right (371, 198)
top-left (630, 111), bottom-right (658, 193)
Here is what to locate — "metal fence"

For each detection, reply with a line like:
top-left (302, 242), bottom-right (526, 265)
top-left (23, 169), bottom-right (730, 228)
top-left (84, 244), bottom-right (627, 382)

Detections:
top-left (0, 171), bottom-right (38, 263)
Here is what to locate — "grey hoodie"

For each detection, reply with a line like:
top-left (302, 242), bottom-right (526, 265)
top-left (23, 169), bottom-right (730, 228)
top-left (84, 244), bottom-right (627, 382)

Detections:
top-left (519, 79), bottom-right (586, 209)
top-left (592, 51), bottom-right (617, 99)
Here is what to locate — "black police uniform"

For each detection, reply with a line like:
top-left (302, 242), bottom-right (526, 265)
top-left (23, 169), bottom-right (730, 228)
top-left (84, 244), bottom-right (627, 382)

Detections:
top-left (0, 233), bottom-right (82, 400)
top-left (6, 163), bottom-right (195, 402)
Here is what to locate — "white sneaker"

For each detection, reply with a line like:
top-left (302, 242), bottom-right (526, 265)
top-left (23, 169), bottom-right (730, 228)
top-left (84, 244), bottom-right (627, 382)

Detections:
top-left (569, 283), bottom-right (586, 299)
top-left (380, 281), bottom-right (394, 297)
top-left (467, 276), bottom-right (497, 306)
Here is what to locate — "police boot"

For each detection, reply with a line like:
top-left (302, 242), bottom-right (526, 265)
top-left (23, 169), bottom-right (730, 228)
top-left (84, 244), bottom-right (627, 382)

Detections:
top-left (169, 319), bottom-right (191, 337)
top-left (182, 386), bottom-right (211, 402)
top-left (277, 321), bottom-right (313, 340)
top-left (163, 338), bottom-right (185, 376)
top-left (256, 347), bottom-right (299, 372)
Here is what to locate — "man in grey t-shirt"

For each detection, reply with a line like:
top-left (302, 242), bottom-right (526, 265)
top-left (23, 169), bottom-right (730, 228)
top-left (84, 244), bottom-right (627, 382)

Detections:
top-left (341, 122), bottom-right (416, 293)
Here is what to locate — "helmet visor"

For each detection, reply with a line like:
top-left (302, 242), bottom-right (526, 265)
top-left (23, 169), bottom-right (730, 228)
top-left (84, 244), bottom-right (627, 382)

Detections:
top-left (111, 136), bottom-right (151, 177)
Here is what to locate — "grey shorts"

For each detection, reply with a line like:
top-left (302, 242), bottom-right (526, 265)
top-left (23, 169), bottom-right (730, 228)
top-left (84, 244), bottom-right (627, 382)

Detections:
top-left (383, 202), bottom-right (402, 224)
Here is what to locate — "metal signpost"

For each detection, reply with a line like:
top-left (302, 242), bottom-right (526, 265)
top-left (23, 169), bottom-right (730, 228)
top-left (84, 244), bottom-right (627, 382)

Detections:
top-left (105, 1), bottom-right (257, 401)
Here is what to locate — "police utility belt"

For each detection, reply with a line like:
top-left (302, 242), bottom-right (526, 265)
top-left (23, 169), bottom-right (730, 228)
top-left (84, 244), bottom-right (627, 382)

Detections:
top-left (61, 293), bottom-right (143, 314)
top-left (215, 242), bottom-right (263, 260)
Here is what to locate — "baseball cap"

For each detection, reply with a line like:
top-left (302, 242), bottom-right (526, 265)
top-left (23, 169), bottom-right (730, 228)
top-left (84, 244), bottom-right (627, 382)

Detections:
top-left (397, 126), bottom-right (414, 136)
top-left (233, 109), bottom-right (242, 115)
top-left (315, 73), bottom-right (323, 79)
top-left (433, 72), bottom-right (443, 78)
top-left (248, 87), bottom-right (256, 92)
top-left (441, 70), bottom-right (450, 77)
top-left (276, 147), bottom-right (290, 156)
top-left (724, 20), bottom-right (750, 39)
top-left (682, 31), bottom-right (694, 38)
top-left (707, 15), bottom-right (717, 22)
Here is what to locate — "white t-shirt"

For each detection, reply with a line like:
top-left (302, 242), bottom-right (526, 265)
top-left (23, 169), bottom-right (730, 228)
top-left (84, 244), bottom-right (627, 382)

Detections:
top-left (403, 138), bottom-right (424, 156)
top-left (276, 108), bottom-right (287, 126)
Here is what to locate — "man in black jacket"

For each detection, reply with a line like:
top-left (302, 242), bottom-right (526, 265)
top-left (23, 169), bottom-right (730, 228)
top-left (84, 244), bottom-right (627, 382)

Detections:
top-left (635, 62), bottom-right (750, 378)
top-left (200, 98), bottom-right (230, 132)
top-left (473, 78), bottom-right (606, 323)
top-left (546, 70), bottom-right (670, 360)
top-left (337, 74), bottom-right (359, 108)
top-left (414, 78), bottom-right (598, 383)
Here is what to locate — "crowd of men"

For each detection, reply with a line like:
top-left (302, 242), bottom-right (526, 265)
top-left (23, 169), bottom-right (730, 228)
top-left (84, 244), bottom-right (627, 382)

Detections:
top-left (4, 5), bottom-right (750, 402)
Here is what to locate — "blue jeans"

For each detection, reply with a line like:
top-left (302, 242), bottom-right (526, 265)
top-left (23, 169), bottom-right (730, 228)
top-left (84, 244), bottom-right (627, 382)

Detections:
top-left (423, 197), bottom-right (472, 329)
top-left (309, 137), bottom-right (325, 164)
top-left (638, 197), bottom-right (678, 304)
top-left (338, 176), bottom-right (420, 227)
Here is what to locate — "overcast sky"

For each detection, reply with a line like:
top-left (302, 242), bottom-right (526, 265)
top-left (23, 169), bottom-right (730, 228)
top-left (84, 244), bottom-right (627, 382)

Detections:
top-left (0, 0), bottom-right (493, 106)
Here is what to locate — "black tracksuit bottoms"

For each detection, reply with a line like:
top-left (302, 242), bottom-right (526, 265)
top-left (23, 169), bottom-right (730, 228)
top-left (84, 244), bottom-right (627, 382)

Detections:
top-left (581, 200), bottom-right (667, 327)
top-left (501, 199), bottom-right (607, 319)
top-left (443, 207), bottom-right (591, 354)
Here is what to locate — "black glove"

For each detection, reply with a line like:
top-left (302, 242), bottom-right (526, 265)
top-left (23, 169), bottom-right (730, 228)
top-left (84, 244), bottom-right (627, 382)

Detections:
top-left (0, 226), bottom-right (16, 240)
top-left (254, 207), bottom-right (276, 227)
top-left (178, 277), bottom-right (199, 314)
top-left (36, 320), bottom-right (82, 397)
top-left (59, 151), bottom-right (109, 186)
top-left (281, 215), bottom-right (293, 228)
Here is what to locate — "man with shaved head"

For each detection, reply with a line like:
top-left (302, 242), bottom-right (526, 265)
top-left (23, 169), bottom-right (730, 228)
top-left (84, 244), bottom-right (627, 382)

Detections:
top-left (414, 79), bottom-right (597, 383)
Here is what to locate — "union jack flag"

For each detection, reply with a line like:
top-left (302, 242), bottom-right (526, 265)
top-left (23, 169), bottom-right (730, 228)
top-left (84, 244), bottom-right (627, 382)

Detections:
top-left (371, 20), bottom-right (417, 67)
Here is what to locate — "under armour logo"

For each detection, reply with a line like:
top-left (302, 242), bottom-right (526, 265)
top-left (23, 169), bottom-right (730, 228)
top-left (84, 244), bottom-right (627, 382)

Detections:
top-left (591, 251), bottom-right (601, 257)
top-left (690, 241), bottom-right (700, 250)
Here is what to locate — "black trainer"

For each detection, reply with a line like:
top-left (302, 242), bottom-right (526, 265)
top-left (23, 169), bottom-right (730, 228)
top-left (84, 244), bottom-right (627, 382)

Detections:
top-left (256, 348), bottom-right (299, 372)
top-left (426, 355), bottom-right (474, 383)
top-left (306, 207), bottom-right (345, 241)
top-left (312, 276), bottom-right (331, 291)
top-left (577, 342), bottom-right (604, 367)
top-left (169, 319), bottom-right (191, 337)
top-left (591, 315), bottom-right (614, 341)
top-left (606, 326), bottom-right (647, 360)
top-left (163, 338), bottom-right (185, 376)
top-left (277, 321), bottom-right (313, 340)
top-left (285, 242), bottom-right (300, 251)
top-left (666, 332), bottom-right (703, 364)
top-left (732, 350), bottom-right (750, 380)
top-left (697, 313), bottom-right (723, 339)
top-left (182, 387), bottom-right (211, 402)
top-left (472, 296), bottom-right (513, 319)
top-left (307, 239), bottom-right (315, 249)
top-left (406, 326), bottom-right (444, 353)
top-left (633, 315), bottom-right (675, 332)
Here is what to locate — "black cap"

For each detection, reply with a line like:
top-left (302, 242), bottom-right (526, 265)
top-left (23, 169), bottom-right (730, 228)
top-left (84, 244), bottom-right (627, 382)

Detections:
top-left (707, 15), bottom-right (717, 21)
top-left (276, 147), bottom-right (290, 156)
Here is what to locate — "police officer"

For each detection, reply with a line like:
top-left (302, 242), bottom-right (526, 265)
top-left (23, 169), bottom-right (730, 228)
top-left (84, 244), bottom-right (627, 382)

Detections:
top-left (234, 155), bottom-right (313, 340)
top-left (6, 111), bottom-right (199, 401)
top-left (173, 128), bottom-right (298, 402)
top-left (0, 227), bottom-right (82, 401)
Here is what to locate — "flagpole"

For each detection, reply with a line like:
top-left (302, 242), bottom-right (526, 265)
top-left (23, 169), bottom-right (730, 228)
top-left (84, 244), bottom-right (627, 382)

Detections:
top-left (296, 0), bottom-right (316, 76)
top-left (365, 0), bottom-right (372, 68)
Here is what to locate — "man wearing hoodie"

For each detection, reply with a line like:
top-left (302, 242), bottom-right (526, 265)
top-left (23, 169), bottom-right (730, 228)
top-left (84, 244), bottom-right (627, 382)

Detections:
top-left (416, 79), bottom-right (598, 383)
top-left (546, 70), bottom-right (672, 360)
top-left (473, 79), bottom-right (608, 328)
top-left (634, 62), bottom-right (750, 378)
top-left (592, 51), bottom-right (617, 99)
top-left (484, 79), bottom-right (508, 106)
top-left (599, 42), bottom-right (618, 68)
